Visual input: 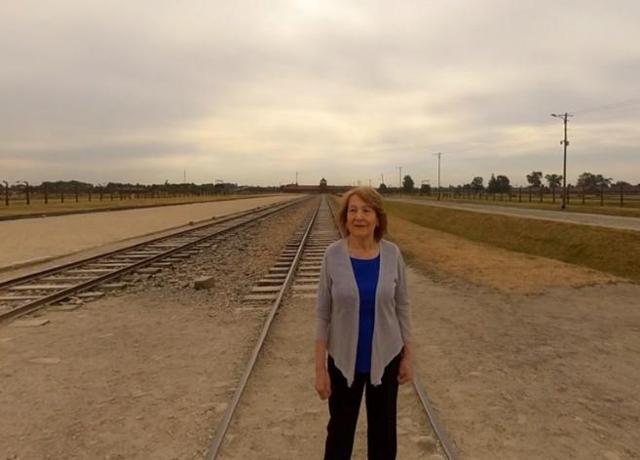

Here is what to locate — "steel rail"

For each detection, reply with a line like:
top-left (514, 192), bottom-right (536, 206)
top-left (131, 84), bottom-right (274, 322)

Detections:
top-left (0, 197), bottom-right (307, 291)
top-left (413, 377), bottom-right (459, 460)
top-left (205, 197), bottom-right (321, 460)
top-left (328, 193), bottom-right (459, 460)
top-left (0, 197), bottom-right (312, 323)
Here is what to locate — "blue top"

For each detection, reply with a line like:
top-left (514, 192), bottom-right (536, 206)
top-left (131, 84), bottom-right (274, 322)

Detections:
top-left (350, 254), bottom-right (380, 374)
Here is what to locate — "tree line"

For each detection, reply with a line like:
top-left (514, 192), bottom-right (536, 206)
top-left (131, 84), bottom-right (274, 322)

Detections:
top-left (377, 172), bottom-right (638, 194)
top-left (2, 180), bottom-right (279, 194)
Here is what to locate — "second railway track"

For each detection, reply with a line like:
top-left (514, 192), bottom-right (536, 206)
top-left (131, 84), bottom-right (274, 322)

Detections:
top-left (205, 195), bottom-right (457, 459)
top-left (0, 196), bottom-right (311, 323)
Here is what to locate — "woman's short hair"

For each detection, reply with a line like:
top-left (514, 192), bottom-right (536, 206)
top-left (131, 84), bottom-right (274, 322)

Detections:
top-left (337, 186), bottom-right (387, 241)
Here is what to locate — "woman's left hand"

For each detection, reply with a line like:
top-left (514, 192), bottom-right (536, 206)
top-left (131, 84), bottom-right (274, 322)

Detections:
top-left (398, 355), bottom-right (413, 384)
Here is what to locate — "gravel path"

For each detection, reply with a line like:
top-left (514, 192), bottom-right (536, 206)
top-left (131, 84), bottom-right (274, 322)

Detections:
top-left (412, 272), bottom-right (640, 459)
top-left (390, 198), bottom-right (640, 232)
top-left (0, 194), bottom-right (299, 272)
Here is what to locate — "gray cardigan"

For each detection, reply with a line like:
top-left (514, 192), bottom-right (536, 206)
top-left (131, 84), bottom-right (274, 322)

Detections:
top-left (316, 238), bottom-right (411, 386)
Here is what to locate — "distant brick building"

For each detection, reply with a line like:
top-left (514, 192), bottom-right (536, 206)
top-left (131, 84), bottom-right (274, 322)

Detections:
top-left (280, 179), bottom-right (351, 194)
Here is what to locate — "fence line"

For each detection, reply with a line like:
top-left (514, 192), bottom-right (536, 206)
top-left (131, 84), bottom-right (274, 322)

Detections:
top-left (1, 189), bottom-right (275, 207)
top-left (420, 186), bottom-right (640, 208)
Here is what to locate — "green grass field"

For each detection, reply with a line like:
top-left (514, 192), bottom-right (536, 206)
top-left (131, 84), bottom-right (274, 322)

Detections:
top-left (385, 200), bottom-right (640, 282)
top-left (401, 194), bottom-right (640, 218)
top-left (0, 194), bottom-right (276, 220)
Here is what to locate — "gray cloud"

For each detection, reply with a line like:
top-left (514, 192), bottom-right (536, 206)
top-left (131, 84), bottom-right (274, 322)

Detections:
top-left (1, 0), bottom-right (639, 186)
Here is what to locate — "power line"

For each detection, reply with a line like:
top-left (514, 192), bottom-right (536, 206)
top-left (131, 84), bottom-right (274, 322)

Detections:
top-left (573, 97), bottom-right (640, 116)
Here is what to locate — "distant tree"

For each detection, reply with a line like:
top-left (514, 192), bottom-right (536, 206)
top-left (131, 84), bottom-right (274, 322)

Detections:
top-left (319, 177), bottom-right (327, 191)
top-left (420, 183), bottom-right (431, 195)
top-left (378, 183), bottom-right (388, 193)
top-left (577, 172), bottom-right (612, 191)
top-left (470, 176), bottom-right (484, 192)
top-left (487, 174), bottom-right (511, 193)
top-left (487, 174), bottom-right (497, 193)
top-left (545, 173), bottom-right (562, 190)
top-left (402, 175), bottom-right (415, 193)
top-left (526, 171), bottom-right (543, 188)
top-left (39, 180), bottom-right (93, 193)
top-left (496, 175), bottom-right (511, 192)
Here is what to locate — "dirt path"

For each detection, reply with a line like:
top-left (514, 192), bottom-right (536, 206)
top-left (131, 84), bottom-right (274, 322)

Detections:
top-left (0, 194), bottom-right (299, 272)
top-left (390, 197), bottom-right (640, 232)
top-left (410, 271), bottom-right (640, 459)
top-left (0, 292), bottom-right (259, 459)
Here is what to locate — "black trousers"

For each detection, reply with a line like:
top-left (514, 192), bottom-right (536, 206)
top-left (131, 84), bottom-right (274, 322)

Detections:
top-left (323, 354), bottom-right (401, 460)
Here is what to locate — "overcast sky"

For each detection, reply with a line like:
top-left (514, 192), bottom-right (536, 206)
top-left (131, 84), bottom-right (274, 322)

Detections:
top-left (1, 0), bottom-right (639, 187)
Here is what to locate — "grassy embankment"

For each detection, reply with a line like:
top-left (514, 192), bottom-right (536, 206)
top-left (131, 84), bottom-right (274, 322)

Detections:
top-left (385, 200), bottom-right (640, 282)
top-left (400, 194), bottom-right (640, 219)
top-left (0, 194), bottom-right (279, 220)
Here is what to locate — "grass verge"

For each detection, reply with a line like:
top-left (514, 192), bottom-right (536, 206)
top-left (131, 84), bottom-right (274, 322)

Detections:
top-left (385, 200), bottom-right (640, 282)
top-left (400, 195), bottom-right (640, 218)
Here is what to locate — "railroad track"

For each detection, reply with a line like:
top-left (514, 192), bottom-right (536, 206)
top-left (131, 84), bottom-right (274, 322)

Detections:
top-left (205, 194), bottom-right (458, 459)
top-left (0, 196), bottom-right (311, 323)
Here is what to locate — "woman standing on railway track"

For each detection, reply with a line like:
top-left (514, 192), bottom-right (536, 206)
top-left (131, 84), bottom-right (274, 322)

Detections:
top-left (315, 186), bottom-right (413, 460)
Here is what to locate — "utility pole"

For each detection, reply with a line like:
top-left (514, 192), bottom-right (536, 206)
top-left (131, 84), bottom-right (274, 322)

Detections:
top-left (183, 170), bottom-right (186, 184)
top-left (295, 171), bottom-right (299, 185)
top-left (397, 166), bottom-right (402, 190)
top-left (380, 173), bottom-right (384, 186)
top-left (433, 152), bottom-right (443, 200)
top-left (551, 112), bottom-right (573, 209)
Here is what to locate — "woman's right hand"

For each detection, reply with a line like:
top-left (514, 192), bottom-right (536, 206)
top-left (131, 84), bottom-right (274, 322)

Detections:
top-left (315, 367), bottom-right (331, 400)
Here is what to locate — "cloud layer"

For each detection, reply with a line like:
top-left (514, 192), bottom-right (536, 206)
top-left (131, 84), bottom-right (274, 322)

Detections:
top-left (1, 0), bottom-right (639, 186)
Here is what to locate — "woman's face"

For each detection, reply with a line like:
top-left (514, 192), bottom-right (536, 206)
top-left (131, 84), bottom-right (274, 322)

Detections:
top-left (346, 194), bottom-right (379, 239)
